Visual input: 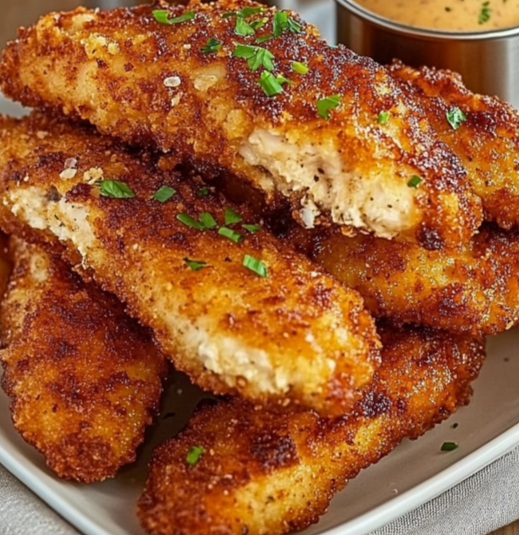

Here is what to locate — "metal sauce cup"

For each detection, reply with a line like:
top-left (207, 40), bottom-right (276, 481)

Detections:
top-left (335, 0), bottom-right (519, 109)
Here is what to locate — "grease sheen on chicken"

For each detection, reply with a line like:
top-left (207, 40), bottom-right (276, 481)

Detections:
top-left (0, 237), bottom-right (166, 482)
top-left (0, 112), bottom-right (381, 418)
top-left (137, 324), bottom-right (485, 535)
top-left (0, 0), bottom-right (483, 249)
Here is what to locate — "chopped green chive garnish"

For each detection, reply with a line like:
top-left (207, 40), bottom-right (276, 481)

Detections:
top-left (255, 34), bottom-right (273, 44)
top-left (184, 258), bottom-right (208, 271)
top-left (317, 94), bottom-right (341, 119)
top-left (197, 187), bottom-right (210, 197)
top-left (219, 227), bottom-right (244, 243)
top-left (223, 7), bottom-right (267, 36)
top-left (233, 43), bottom-right (257, 58)
top-left (249, 48), bottom-right (274, 71)
top-left (99, 180), bottom-right (135, 199)
top-left (224, 207), bottom-right (243, 225)
top-left (200, 212), bottom-right (218, 229)
top-left (226, 6), bottom-right (265, 18)
top-left (243, 254), bottom-right (268, 277)
top-left (177, 213), bottom-right (205, 230)
top-left (152, 185), bottom-right (176, 202)
top-left (378, 111), bottom-right (390, 124)
top-left (186, 445), bottom-right (205, 465)
top-left (250, 17), bottom-right (268, 31)
top-left (446, 107), bottom-right (467, 130)
top-left (479, 1), bottom-right (490, 24)
top-left (408, 175), bottom-right (422, 188)
top-left (291, 61), bottom-right (309, 75)
top-left (259, 71), bottom-right (284, 97)
top-left (201, 37), bottom-right (222, 54)
top-left (440, 442), bottom-right (459, 452)
top-left (286, 17), bottom-right (302, 33)
top-left (276, 74), bottom-right (292, 86)
top-left (233, 44), bottom-right (274, 72)
top-left (242, 223), bottom-right (262, 233)
top-left (242, 6), bottom-right (266, 17)
top-left (273, 11), bottom-right (302, 36)
top-left (152, 9), bottom-right (195, 25)
top-left (235, 17), bottom-right (256, 36)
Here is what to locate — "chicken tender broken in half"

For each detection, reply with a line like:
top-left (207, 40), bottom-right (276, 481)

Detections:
top-left (389, 61), bottom-right (519, 231)
top-left (0, 0), bottom-right (482, 248)
top-left (137, 324), bottom-right (485, 535)
top-left (0, 237), bottom-right (167, 483)
top-left (0, 113), bottom-right (381, 418)
top-left (287, 223), bottom-right (519, 335)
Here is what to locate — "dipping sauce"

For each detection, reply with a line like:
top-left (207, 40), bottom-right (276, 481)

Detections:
top-left (353, 0), bottom-right (519, 32)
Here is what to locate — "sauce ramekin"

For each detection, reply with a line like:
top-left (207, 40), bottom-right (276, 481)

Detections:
top-left (335, 0), bottom-right (519, 109)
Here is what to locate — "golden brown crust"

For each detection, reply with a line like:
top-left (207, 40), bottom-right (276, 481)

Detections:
top-left (0, 112), bottom-right (381, 418)
top-left (389, 61), bottom-right (519, 231)
top-left (0, 0), bottom-right (482, 248)
top-left (285, 222), bottom-right (519, 335)
top-left (137, 324), bottom-right (485, 535)
top-left (0, 237), bottom-right (167, 483)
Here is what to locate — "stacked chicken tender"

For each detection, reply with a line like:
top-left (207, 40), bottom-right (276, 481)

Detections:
top-left (0, 0), bottom-right (517, 534)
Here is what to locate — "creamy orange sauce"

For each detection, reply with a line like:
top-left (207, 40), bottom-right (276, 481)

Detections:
top-left (353, 0), bottom-right (519, 32)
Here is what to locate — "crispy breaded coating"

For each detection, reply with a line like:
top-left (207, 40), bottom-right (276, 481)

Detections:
top-left (389, 61), bottom-right (519, 231)
top-left (0, 233), bottom-right (10, 299)
top-left (286, 223), bottom-right (519, 335)
top-left (137, 324), bottom-right (485, 535)
top-left (0, 112), bottom-right (381, 418)
top-left (0, 237), bottom-right (167, 483)
top-left (0, 0), bottom-right (483, 248)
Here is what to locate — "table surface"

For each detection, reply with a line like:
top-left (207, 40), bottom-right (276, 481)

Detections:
top-left (492, 521), bottom-right (519, 534)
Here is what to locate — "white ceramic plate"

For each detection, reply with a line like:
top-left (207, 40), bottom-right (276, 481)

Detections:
top-left (0, 328), bottom-right (519, 535)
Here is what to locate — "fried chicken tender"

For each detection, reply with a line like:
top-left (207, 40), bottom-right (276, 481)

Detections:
top-left (0, 112), bottom-right (381, 418)
top-left (0, 0), bottom-right (483, 249)
top-left (0, 233), bottom-right (10, 298)
top-left (389, 61), bottom-right (519, 230)
top-left (137, 323), bottom-right (485, 535)
top-left (0, 237), bottom-right (167, 483)
top-left (285, 223), bottom-right (519, 335)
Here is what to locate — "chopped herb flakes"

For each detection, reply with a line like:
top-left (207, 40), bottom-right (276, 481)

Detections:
top-left (223, 6), bottom-right (267, 36)
top-left (255, 34), bottom-right (273, 44)
top-left (446, 107), bottom-right (467, 130)
top-left (200, 212), bottom-right (218, 229)
top-left (99, 180), bottom-right (135, 199)
top-left (184, 258), bottom-right (208, 271)
top-left (273, 11), bottom-right (302, 37)
top-left (408, 175), bottom-right (422, 188)
top-left (219, 226), bottom-right (244, 243)
top-left (223, 7), bottom-right (266, 19)
top-left (243, 255), bottom-right (268, 277)
top-left (440, 442), bottom-right (459, 452)
top-left (243, 223), bottom-right (262, 234)
top-left (479, 1), bottom-right (491, 24)
top-left (152, 186), bottom-right (176, 202)
top-left (259, 71), bottom-right (284, 97)
top-left (152, 9), bottom-right (194, 25)
top-left (224, 207), bottom-right (243, 225)
top-left (201, 38), bottom-right (222, 54)
top-left (235, 17), bottom-right (256, 36)
top-left (378, 111), bottom-right (390, 125)
top-left (233, 44), bottom-right (275, 72)
top-left (186, 445), bottom-right (205, 465)
top-left (197, 187), bottom-right (210, 197)
top-left (177, 213), bottom-right (205, 230)
top-left (317, 95), bottom-right (341, 119)
top-left (291, 61), bottom-right (309, 75)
